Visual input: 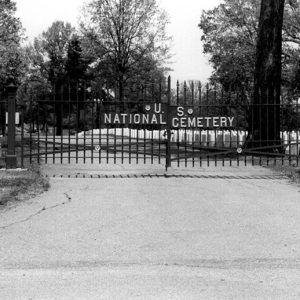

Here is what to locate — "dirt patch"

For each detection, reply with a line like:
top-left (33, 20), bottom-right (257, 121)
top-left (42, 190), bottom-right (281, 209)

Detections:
top-left (0, 164), bottom-right (50, 207)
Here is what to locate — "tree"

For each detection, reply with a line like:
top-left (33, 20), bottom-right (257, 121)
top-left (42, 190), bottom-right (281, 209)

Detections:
top-left (282, 1), bottom-right (300, 94)
top-left (199, 0), bottom-right (260, 93)
top-left (38, 21), bottom-right (75, 86)
top-left (26, 21), bottom-right (76, 135)
top-left (65, 35), bottom-right (89, 83)
top-left (65, 35), bottom-right (90, 131)
top-left (199, 0), bottom-right (300, 95)
top-left (0, 0), bottom-right (24, 135)
top-left (80, 0), bottom-right (171, 101)
top-left (249, 0), bottom-right (285, 150)
top-left (0, 0), bottom-right (24, 85)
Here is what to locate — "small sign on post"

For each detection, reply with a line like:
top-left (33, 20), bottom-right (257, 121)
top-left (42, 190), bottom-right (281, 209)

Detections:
top-left (5, 112), bottom-right (20, 125)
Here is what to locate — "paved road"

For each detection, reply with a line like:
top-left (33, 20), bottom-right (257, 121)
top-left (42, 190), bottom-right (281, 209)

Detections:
top-left (1, 164), bottom-right (300, 299)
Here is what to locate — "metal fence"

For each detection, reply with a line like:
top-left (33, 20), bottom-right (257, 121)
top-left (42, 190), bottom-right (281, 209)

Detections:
top-left (0, 93), bottom-right (6, 166)
top-left (1, 78), bottom-right (299, 169)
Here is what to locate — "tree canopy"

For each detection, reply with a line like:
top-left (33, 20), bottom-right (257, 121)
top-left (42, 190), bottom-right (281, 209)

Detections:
top-left (199, 0), bottom-right (300, 95)
top-left (80, 0), bottom-right (172, 98)
top-left (28, 21), bottom-right (76, 86)
top-left (0, 0), bottom-right (24, 88)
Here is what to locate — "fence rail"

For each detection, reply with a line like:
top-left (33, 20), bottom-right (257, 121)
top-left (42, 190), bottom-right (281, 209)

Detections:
top-left (0, 78), bottom-right (299, 169)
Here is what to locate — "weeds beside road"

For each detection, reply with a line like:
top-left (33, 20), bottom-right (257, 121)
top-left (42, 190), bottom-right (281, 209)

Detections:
top-left (269, 164), bottom-right (300, 184)
top-left (0, 164), bottom-right (50, 207)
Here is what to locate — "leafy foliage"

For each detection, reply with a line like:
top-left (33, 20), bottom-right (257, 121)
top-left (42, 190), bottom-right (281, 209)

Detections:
top-left (28, 21), bottom-right (75, 86)
top-left (0, 0), bottom-right (25, 88)
top-left (80, 0), bottom-right (172, 95)
top-left (20, 22), bottom-right (91, 135)
top-left (199, 0), bottom-right (300, 96)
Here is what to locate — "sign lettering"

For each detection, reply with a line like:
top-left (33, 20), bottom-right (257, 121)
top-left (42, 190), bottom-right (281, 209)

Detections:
top-left (101, 104), bottom-right (235, 129)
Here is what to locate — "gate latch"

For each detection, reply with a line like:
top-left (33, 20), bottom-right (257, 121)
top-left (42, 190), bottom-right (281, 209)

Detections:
top-left (237, 147), bottom-right (243, 154)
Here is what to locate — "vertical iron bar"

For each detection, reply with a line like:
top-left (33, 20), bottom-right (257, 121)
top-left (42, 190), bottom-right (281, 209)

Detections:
top-left (244, 101), bottom-right (247, 166)
top-left (76, 83), bottom-right (79, 164)
top-left (274, 98), bottom-right (277, 166)
top-left (251, 92), bottom-right (254, 166)
top-left (106, 96), bottom-right (109, 164)
top-left (114, 85), bottom-right (117, 165)
top-left (158, 80), bottom-right (162, 164)
top-left (236, 91), bottom-right (240, 167)
top-left (221, 89), bottom-right (225, 167)
top-left (106, 118), bottom-right (109, 164)
top-left (60, 86), bottom-right (64, 164)
top-left (177, 80), bottom-right (180, 167)
top-left (266, 90), bottom-right (270, 167)
top-left (259, 99), bottom-right (262, 166)
top-left (191, 81), bottom-right (195, 168)
top-left (30, 95), bottom-right (33, 164)
top-left (83, 84), bottom-right (86, 164)
top-left (5, 82), bottom-right (17, 168)
top-left (90, 86), bottom-right (94, 164)
top-left (99, 97), bottom-right (102, 164)
top-left (143, 84), bottom-right (146, 164)
top-left (184, 81), bottom-right (187, 168)
top-left (214, 87), bottom-right (217, 167)
top-left (229, 91), bottom-right (232, 167)
top-left (288, 128), bottom-right (292, 166)
top-left (45, 98), bottom-right (48, 164)
top-left (121, 111), bottom-right (124, 165)
top-left (21, 103), bottom-right (24, 168)
top-left (206, 84), bottom-right (209, 167)
top-left (151, 81), bottom-right (154, 164)
top-left (199, 82), bottom-right (202, 168)
top-left (165, 76), bottom-right (171, 171)
top-left (37, 99), bottom-right (40, 164)
top-left (281, 103), bottom-right (284, 166)
top-left (129, 98), bottom-right (132, 164)
top-left (136, 95), bottom-right (139, 165)
top-left (52, 85), bottom-right (56, 164)
top-left (297, 99), bottom-right (299, 166)
top-left (68, 83), bottom-right (71, 164)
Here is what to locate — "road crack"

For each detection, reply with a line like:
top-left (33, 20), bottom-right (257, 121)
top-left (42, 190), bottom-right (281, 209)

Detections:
top-left (0, 192), bottom-right (72, 230)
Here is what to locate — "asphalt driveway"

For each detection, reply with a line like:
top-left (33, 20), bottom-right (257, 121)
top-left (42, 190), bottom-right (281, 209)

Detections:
top-left (0, 164), bottom-right (300, 299)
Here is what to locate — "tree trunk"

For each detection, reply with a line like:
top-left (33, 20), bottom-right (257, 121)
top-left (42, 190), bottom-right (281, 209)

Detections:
top-left (248, 0), bottom-right (285, 152)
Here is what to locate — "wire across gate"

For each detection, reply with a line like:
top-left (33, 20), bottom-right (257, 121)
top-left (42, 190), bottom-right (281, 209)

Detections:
top-left (18, 126), bottom-right (300, 169)
top-left (8, 79), bottom-right (300, 169)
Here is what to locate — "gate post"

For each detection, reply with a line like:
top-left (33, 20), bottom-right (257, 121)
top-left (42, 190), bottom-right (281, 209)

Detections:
top-left (165, 76), bottom-right (172, 171)
top-left (5, 80), bottom-right (18, 169)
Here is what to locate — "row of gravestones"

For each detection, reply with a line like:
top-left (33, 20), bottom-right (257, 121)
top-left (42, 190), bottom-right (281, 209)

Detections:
top-left (82, 128), bottom-right (300, 155)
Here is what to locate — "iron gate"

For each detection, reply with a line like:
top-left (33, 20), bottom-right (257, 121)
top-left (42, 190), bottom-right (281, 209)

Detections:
top-left (2, 77), bottom-right (299, 169)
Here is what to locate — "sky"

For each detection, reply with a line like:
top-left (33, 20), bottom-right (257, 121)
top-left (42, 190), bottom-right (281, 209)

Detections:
top-left (15, 0), bottom-right (221, 84)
